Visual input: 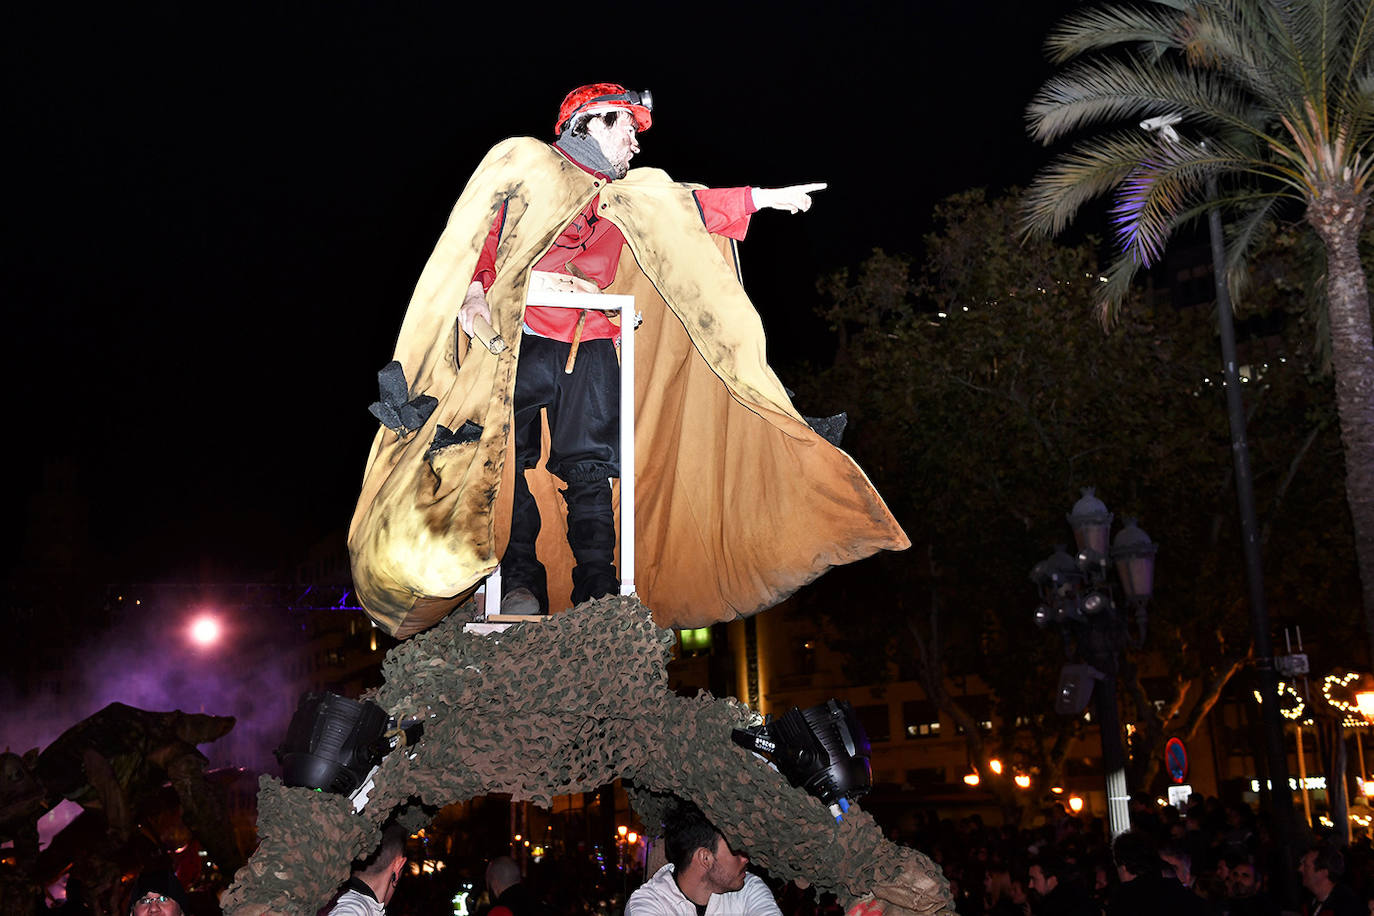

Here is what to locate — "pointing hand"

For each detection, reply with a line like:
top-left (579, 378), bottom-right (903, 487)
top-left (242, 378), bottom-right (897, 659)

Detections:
top-left (752, 183), bottom-right (828, 214)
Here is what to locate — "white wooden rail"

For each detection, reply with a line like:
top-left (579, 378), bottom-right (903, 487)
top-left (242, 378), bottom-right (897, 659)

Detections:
top-left (477, 291), bottom-right (637, 623)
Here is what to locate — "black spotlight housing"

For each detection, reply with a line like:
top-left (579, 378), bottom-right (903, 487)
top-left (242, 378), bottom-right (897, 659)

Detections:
top-left (276, 691), bottom-right (390, 796)
top-left (731, 698), bottom-right (871, 817)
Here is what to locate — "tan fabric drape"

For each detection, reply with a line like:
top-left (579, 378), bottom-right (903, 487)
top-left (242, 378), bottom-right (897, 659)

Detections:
top-left (348, 138), bottom-right (908, 637)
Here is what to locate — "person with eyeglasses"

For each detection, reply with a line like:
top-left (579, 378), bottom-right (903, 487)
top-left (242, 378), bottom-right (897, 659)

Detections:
top-left (127, 869), bottom-right (189, 915)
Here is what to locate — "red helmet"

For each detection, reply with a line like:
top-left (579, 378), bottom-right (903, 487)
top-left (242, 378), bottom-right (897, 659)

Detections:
top-left (555, 83), bottom-right (652, 135)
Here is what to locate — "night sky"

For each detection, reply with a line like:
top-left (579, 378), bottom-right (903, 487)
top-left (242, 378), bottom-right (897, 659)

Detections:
top-left (7, 2), bottom-right (1081, 583)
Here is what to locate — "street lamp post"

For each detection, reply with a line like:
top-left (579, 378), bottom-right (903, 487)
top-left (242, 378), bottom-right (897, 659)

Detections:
top-left (1032, 489), bottom-right (1157, 839)
top-left (1141, 119), bottom-right (1298, 897)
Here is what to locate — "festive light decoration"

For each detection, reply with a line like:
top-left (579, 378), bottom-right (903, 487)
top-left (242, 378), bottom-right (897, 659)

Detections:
top-left (1276, 681), bottom-right (1307, 722)
top-left (1322, 673), bottom-right (1371, 728)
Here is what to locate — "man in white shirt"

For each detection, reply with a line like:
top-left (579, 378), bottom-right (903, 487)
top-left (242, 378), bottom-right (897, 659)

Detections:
top-left (626, 802), bottom-right (781, 916)
top-left (327, 824), bottom-right (408, 916)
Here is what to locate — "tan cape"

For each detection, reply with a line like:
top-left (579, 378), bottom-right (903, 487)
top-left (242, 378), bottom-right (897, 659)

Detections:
top-left (348, 138), bottom-right (909, 637)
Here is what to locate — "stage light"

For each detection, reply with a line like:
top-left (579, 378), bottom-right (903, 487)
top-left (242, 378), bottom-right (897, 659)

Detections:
top-left (188, 614), bottom-right (221, 648)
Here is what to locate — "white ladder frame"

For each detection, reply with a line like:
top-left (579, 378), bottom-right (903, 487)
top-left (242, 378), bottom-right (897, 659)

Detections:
top-left (479, 291), bottom-right (637, 619)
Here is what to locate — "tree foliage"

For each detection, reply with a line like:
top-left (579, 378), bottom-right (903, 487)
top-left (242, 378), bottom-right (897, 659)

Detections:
top-left (1022, 0), bottom-right (1374, 665)
top-left (789, 189), bottom-right (1358, 805)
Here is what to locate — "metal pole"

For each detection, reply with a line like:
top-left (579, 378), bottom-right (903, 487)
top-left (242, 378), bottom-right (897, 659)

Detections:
top-left (1205, 176), bottom-right (1298, 902)
top-left (1296, 724), bottom-right (1312, 826)
top-left (1095, 673), bottom-right (1131, 837)
top-left (618, 298), bottom-right (636, 597)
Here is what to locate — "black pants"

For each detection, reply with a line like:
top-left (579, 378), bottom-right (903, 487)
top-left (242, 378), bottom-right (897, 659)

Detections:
top-left (503, 333), bottom-right (620, 611)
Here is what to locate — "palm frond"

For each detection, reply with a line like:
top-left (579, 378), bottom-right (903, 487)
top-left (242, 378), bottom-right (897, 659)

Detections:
top-left (1022, 133), bottom-right (1161, 237)
top-left (1029, 0), bottom-right (1374, 329)
top-left (1318, 0), bottom-right (1348, 112)
top-left (1179, 4), bottom-right (1280, 101)
top-left (1220, 195), bottom-right (1287, 305)
top-left (1338, 0), bottom-right (1374, 98)
top-left (1094, 248), bottom-right (1153, 324)
top-left (1027, 53), bottom-right (1266, 145)
top-left (1103, 139), bottom-right (1284, 266)
top-left (1109, 152), bottom-right (1202, 266)
top-left (1043, 3), bottom-right (1185, 63)
top-left (1258, 0), bottom-right (1329, 106)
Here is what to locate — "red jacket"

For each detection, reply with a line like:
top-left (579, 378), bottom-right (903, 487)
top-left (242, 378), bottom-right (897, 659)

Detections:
top-left (472, 148), bottom-right (756, 343)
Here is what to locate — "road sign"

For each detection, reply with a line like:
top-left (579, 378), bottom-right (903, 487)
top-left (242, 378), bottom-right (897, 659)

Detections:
top-left (1166, 737), bottom-right (1188, 784)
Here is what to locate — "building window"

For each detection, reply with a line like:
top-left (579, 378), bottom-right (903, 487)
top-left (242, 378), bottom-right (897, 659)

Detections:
top-left (855, 704), bottom-right (891, 744)
top-left (678, 627), bottom-right (712, 655)
top-left (905, 766), bottom-right (947, 787)
top-left (955, 695), bottom-right (994, 734)
top-left (903, 701), bottom-right (941, 739)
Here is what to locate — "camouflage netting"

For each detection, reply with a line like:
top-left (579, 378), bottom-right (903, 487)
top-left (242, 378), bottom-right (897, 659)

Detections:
top-left (222, 597), bottom-right (953, 915)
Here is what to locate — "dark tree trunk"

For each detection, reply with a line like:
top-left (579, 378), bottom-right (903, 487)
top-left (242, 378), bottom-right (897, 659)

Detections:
top-left (1307, 183), bottom-right (1374, 666)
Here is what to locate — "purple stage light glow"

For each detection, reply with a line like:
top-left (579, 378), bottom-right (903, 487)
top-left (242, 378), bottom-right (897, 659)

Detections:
top-left (1, 588), bottom-right (304, 775)
top-left (1109, 162), bottom-right (1168, 268)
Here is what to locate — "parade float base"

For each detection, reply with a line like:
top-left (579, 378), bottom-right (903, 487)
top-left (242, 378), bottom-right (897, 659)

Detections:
top-left (222, 596), bottom-right (954, 916)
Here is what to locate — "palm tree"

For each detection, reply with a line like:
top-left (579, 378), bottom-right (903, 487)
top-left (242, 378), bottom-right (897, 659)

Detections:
top-left (1023, 0), bottom-right (1374, 658)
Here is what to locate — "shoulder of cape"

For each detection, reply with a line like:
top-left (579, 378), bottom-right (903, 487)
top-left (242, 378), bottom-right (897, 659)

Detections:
top-left (477, 135), bottom-right (560, 167)
top-left (462, 136), bottom-right (574, 191)
top-left (468, 142), bottom-right (699, 198)
top-left (618, 166), bottom-right (701, 192)
top-left (445, 138), bottom-right (591, 232)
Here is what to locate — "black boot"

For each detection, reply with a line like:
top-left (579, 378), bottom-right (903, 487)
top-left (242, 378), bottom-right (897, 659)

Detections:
top-left (562, 478), bottom-right (618, 604)
top-left (503, 469), bottom-right (548, 614)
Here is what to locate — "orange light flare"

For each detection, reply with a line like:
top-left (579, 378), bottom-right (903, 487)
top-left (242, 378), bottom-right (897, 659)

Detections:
top-left (1068, 796), bottom-right (1084, 813)
top-left (1013, 774), bottom-right (1032, 789)
top-left (1357, 690), bottom-right (1374, 722)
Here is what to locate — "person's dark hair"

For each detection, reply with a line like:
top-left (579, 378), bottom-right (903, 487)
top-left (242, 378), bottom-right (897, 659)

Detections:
top-left (1308, 842), bottom-right (1346, 879)
top-left (1159, 841), bottom-right (1191, 868)
top-left (1112, 830), bottom-right (1162, 880)
top-left (664, 801), bottom-right (723, 872)
top-left (1030, 851), bottom-right (1070, 883)
top-left (567, 110), bottom-right (627, 138)
top-left (354, 822), bottom-right (408, 876)
top-left (129, 869), bottom-right (189, 914)
top-left (1220, 849), bottom-right (1252, 871)
top-left (486, 855), bottom-right (521, 897)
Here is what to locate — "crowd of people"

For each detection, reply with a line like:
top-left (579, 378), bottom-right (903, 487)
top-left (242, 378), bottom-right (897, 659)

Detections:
top-left (439, 794), bottom-right (1374, 916)
top-left (100, 793), bottom-right (1374, 915)
top-left (898, 793), bottom-right (1373, 916)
